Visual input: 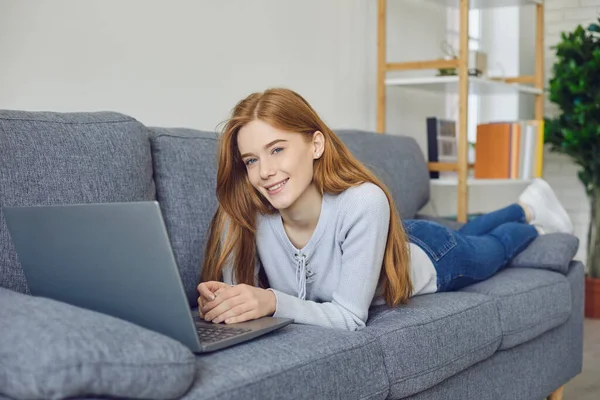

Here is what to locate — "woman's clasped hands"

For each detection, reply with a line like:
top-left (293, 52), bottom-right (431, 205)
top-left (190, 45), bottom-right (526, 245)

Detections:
top-left (197, 281), bottom-right (277, 324)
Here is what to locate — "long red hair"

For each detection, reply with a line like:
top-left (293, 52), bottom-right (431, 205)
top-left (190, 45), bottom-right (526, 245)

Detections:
top-left (201, 88), bottom-right (413, 306)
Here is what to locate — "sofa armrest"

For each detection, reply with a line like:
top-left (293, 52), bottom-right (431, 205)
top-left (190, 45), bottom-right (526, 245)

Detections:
top-left (0, 287), bottom-right (195, 400)
top-left (509, 233), bottom-right (580, 275)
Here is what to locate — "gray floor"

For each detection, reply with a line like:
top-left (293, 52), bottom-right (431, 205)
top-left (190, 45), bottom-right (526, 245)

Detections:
top-left (564, 318), bottom-right (600, 399)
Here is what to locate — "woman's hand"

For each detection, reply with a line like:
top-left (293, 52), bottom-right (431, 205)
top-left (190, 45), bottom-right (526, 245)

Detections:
top-left (197, 281), bottom-right (231, 318)
top-left (200, 284), bottom-right (276, 324)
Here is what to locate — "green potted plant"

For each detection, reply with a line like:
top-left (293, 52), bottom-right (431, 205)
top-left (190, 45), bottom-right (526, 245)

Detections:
top-left (545, 18), bottom-right (600, 318)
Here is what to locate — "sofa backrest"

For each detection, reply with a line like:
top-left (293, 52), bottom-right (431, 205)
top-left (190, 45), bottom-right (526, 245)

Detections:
top-left (336, 129), bottom-right (430, 219)
top-left (0, 111), bottom-right (156, 293)
top-left (148, 127), bottom-right (219, 306)
top-left (0, 111), bottom-right (430, 302)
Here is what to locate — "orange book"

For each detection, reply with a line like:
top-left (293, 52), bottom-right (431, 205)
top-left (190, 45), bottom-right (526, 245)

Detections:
top-left (475, 122), bottom-right (520, 179)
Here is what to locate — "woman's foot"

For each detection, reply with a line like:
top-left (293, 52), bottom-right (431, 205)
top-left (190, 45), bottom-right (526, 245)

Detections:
top-left (518, 178), bottom-right (573, 234)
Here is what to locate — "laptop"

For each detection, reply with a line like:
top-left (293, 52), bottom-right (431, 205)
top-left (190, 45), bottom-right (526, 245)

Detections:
top-left (3, 201), bottom-right (293, 353)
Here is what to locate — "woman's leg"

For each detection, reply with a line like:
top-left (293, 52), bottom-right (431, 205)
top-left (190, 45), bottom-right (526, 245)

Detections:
top-left (403, 218), bottom-right (538, 293)
top-left (457, 203), bottom-right (528, 236)
top-left (436, 222), bottom-right (539, 292)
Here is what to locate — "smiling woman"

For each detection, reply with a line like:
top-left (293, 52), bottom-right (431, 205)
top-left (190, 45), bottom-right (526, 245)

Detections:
top-left (198, 88), bottom-right (413, 330)
top-left (197, 88), bottom-right (572, 331)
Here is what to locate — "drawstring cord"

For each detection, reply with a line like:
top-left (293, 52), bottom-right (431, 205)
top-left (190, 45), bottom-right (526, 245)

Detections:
top-left (295, 252), bottom-right (308, 300)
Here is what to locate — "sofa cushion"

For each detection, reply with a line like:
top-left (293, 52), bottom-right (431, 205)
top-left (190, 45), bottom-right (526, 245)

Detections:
top-left (336, 130), bottom-right (430, 219)
top-left (183, 320), bottom-right (389, 400)
top-left (364, 292), bottom-right (501, 399)
top-left (0, 111), bottom-right (156, 294)
top-left (0, 287), bottom-right (195, 400)
top-left (149, 128), bottom-right (219, 306)
top-left (509, 233), bottom-right (579, 275)
top-left (460, 267), bottom-right (572, 350)
top-left (405, 262), bottom-right (585, 400)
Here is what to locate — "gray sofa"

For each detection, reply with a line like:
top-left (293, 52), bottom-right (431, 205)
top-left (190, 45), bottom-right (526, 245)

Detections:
top-left (0, 110), bottom-right (583, 400)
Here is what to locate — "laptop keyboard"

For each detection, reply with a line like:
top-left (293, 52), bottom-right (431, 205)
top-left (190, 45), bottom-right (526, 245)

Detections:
top-left (195, 322), bottom-right (252, 343)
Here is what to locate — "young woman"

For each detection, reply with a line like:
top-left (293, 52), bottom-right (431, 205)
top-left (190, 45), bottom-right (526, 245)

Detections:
top-left (197, 88), bottom-right (573, 331)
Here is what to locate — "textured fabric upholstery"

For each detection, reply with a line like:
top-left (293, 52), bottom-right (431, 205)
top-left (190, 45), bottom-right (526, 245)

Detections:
top-left (0, 111), bottom-right (156, 294)
top-left (406, 261), bottom-right (584, 400)
top-left (182, 322), bottom-right (389, 400)
top-left (0, 287), bottom-right (195, 400)
top-left (336, 130), bottom-right (430, 219)
top-left (509, 233), bottom-right (580, 275)
top-left (364, 292), bottom-right (501, 398)
top-left (460, 267), bottom-right (572, 350)
top-left (148, 128), bottom-right (219, 306)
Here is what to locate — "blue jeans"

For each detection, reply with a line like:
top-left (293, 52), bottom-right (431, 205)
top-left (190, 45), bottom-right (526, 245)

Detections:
top-left (403, 204), bottom-right (539, 292)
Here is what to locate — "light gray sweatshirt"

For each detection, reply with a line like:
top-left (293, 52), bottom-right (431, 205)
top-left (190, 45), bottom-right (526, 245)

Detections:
top-left (222, 183), bottom-right (437, 331)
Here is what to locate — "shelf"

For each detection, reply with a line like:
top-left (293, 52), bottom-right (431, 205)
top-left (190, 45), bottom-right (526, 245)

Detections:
top-left (385, 76), bottom-right (542, 95)
top-left (430, 178), bottom-right (532, 186)
top-left (424, 0), bottom-right (542, 9)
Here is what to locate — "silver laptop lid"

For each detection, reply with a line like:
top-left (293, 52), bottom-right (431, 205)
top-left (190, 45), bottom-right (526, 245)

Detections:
top-left (3, 201), bottom-right (202, 351)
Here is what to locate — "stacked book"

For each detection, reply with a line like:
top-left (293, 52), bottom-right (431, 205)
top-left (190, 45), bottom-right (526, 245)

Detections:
top-left (474, 121), bottom-right (543, 180)
top-left (426, 118), bottom-right (543, 181)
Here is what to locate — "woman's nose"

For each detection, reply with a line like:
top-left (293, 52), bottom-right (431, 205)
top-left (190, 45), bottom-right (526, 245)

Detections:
top-left (259, 159), bottom-right (275, 179)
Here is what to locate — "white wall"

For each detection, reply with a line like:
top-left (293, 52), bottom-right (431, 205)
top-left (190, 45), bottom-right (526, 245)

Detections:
top-left (0, 0), bottom-right (447, 145)
top-left (0, 0), bottom-right (362, 130)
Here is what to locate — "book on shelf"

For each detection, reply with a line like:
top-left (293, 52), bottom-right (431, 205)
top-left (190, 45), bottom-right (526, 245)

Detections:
top-left (426, 117), bottom-right (458, 180)
top-left (474, 120), bottom-right (542, 180)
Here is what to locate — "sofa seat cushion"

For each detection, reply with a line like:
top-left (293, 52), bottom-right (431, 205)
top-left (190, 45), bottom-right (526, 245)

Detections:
top-left (149, 128), bottom-right (219, 307)
top-left (0, 287), bottom-right (195, 400)
top-left (182, 322), bottom-right (389, 400)
top-left (460, 267), bottom-right (571, 350)
top-left (364, 292), bottom-right (501, 399)
top-left (0, 111), bottom-right (156, 294)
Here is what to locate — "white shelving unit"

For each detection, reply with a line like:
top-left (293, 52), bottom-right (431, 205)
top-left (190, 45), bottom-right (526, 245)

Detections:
top-left (376, 0), bottom-right (545, 221)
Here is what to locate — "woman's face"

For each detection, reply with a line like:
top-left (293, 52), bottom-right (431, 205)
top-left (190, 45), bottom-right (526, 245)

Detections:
top-left (237, 119), bottom-right (323, 212)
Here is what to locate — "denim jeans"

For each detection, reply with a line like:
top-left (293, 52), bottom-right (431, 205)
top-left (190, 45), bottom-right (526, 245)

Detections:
top-left (403, 204), bottom-right (539, 292)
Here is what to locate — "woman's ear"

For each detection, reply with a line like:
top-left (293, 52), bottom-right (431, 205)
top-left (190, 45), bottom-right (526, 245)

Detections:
top-left (312, 131), bottom-right (325, 159)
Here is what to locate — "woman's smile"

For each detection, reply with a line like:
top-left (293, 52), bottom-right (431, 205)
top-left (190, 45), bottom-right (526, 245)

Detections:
top-left (265, 178), bottom-right (289, 195)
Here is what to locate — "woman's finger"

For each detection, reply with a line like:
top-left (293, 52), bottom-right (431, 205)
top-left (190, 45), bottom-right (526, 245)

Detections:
top-left (202, 285), bottom-right (241, 313)
top-left (203, 293), bottom-right (244, 322)
top-left (211, 302), bottom-right (253, 324)
top-left (222, 310), bottom-right (258, 324)
top-left (197, 282), bottom-right (217, 301)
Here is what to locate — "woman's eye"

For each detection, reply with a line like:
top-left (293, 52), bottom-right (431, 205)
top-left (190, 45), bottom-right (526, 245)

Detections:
top-left (272, 147), bottom-right (284, 154)
top-left (244, 158), bottom-right (257, 166)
